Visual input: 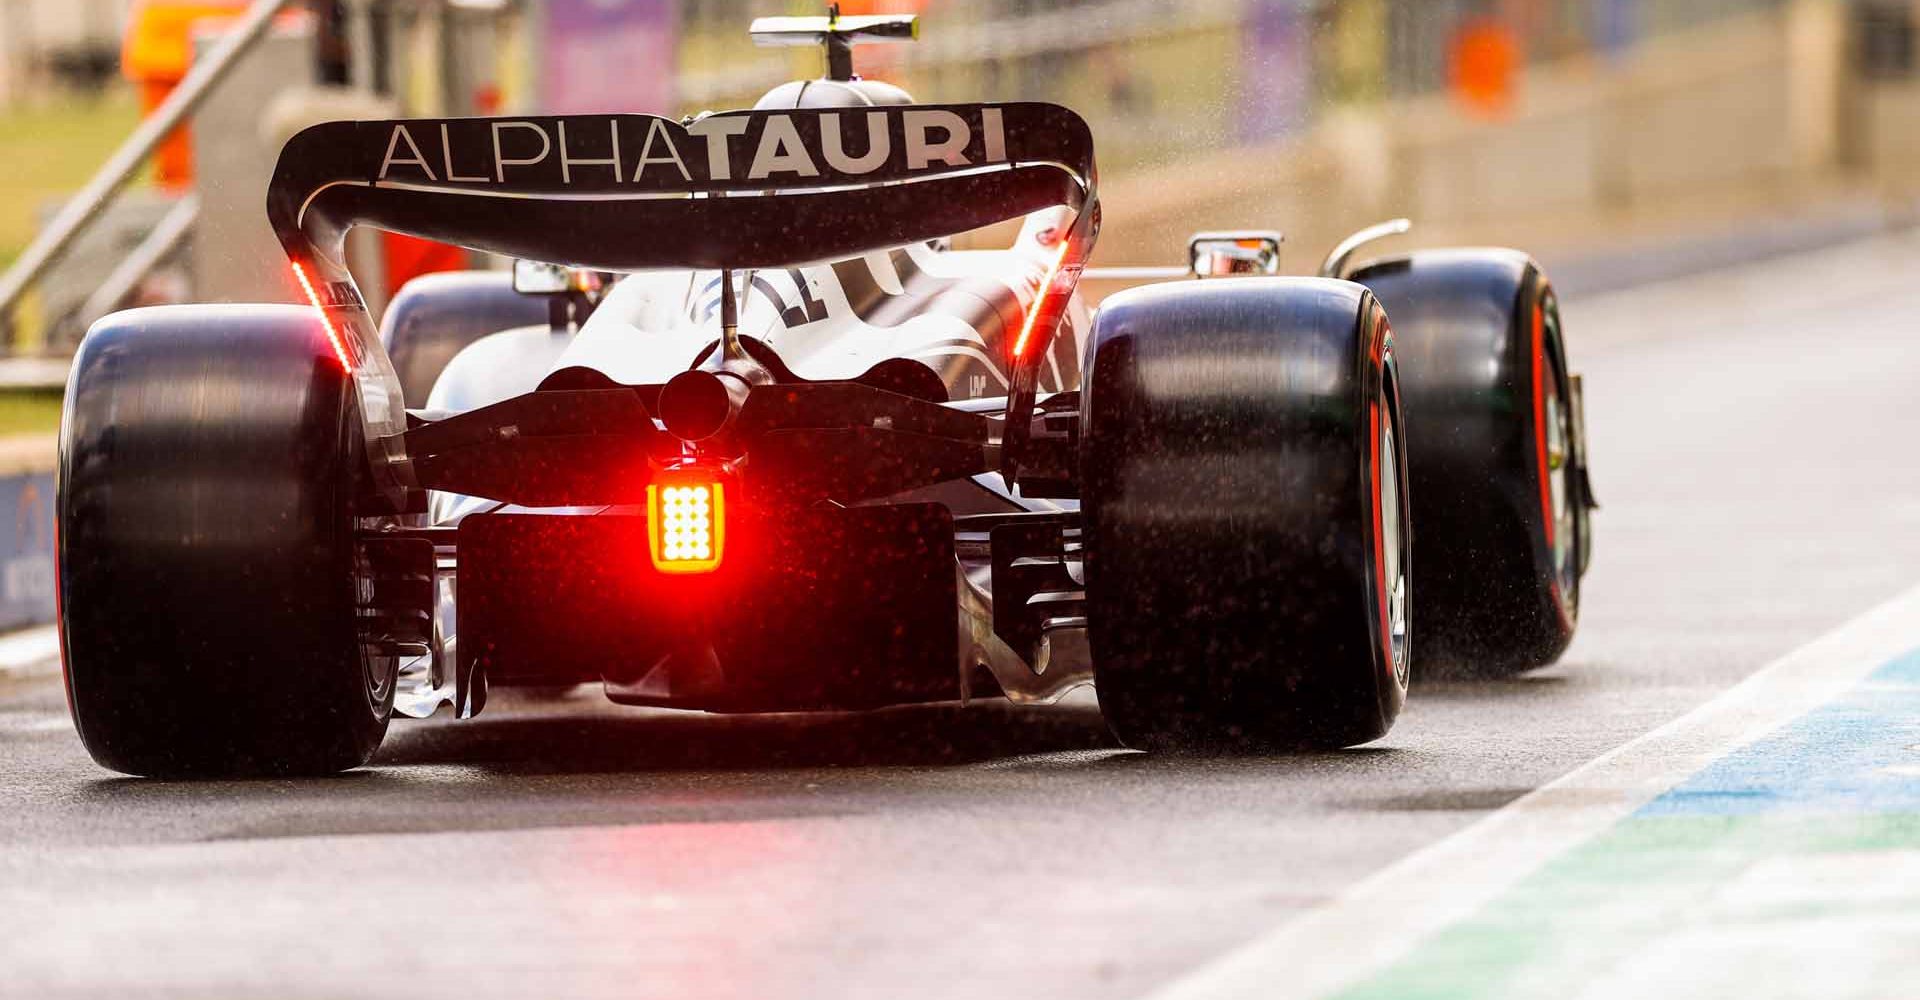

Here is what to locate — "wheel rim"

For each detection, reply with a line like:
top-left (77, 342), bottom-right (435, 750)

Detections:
top-left (1379, 392), bottom-right (1410, 686)
top-left (362, 648), bottom-right (394, 705)
top-left (350, 536), bottom-right (397, 713)
top-left (1542, 361), bottom-right (1578, 619)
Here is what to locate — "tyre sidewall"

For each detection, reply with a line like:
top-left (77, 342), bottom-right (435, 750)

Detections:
top-left (59, 306), bottom-right (391, 776)
top-left (1082, 279), bottom-right (1404, 750)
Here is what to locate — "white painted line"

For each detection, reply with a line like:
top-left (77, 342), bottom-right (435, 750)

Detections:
top-left (0, 624), bottom-right (61, 681)
top-left (1145, 584), bottom-right (1920, 1000)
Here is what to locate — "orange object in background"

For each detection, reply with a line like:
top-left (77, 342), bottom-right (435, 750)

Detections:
top-left (1449, 17), bottom-right (1519, 118)
top-left (124, 1), bottom-right (466, 298)
top-left (121, 0), bottom-right (261, 189)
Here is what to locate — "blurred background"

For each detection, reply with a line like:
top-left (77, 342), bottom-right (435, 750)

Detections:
top-left (0, 0), bottom-right (1917, 360)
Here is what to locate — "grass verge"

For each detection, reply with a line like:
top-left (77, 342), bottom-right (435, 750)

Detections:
top-left (0, 392), bottom-right (64, 438)
top-left (0, 92), bottom-right (145, 267)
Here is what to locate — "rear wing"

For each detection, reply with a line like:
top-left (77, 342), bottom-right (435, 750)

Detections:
top-left (269, 102), bottom-right (1093, 271)
top-left (265, 102), bottom-right (1098, 499)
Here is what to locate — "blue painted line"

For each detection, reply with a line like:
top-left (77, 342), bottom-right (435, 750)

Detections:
top-left (1637, 648), bottom-right (1920, 818)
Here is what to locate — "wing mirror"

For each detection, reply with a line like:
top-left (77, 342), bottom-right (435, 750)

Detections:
top-left (1188, 231), bottom-right (1283, 278)
top-left (1320, 219), bottom-right (1412, 280)
top-left (512, 259), bottom-right (609, 330)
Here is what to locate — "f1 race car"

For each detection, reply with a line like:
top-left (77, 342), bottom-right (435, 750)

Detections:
top-left (56, 12), bottom-right (1596, 776)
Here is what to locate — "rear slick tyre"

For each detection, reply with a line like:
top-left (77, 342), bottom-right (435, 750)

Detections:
top-left (1350, 252), bottom-right (1589, 676)
top-left (58, 305), bottom-right (395, 777)
top-left (1081, 279), bottom-right (1411, 751)
top-left (381, 270), bottom-right (551, 405)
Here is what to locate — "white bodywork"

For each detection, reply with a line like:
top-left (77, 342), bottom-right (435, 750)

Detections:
top-left (428, 209), bottom-right (1086, 418)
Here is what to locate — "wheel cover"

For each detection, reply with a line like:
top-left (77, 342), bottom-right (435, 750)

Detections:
top-left (1380, 391), bottom-right (1411, 686)
top-left (350, 536), bottom-right (398, 714)
top-left (1543, 359), bottom-right (1578, 619)
top-left (362, 648), bottom-right (395, 706)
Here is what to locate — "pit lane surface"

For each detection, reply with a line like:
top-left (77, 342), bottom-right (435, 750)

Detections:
top-left (6, 230), bottom-right (1920, 999)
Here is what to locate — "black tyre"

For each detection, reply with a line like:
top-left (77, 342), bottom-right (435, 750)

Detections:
top-left (1350, 251), bottom-right (1591, 676)
top-left (59, 305), bottom-right (395, 777)
top-left (1081, 278), bottom-right (1411, 750)
top-left (382, 270), bottom-right (550, 405)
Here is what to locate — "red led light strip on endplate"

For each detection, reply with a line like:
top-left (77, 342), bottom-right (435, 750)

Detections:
top-left (1012, 239), bottom-right (1073, 359)
top-left (291, 261), bottom-right (356, 372)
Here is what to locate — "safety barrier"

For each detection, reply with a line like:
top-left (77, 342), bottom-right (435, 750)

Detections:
top-left (0, 436), bottom-right (55, 631)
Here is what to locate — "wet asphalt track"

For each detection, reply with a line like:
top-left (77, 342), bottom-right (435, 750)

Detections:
top-left (5, 229), bottom-right (1920, 999)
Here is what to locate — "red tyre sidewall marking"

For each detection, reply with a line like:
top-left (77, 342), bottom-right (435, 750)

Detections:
top-left (54, 515), bottom-right (74, 719)
top-left (1531, 300), bottom-right (1554, 547)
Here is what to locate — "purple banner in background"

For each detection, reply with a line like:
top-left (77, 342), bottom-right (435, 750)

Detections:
top-left (540, 0), bottom-right (679, 115)
top-left (1595, 0), bottom-right (1638, 58)
top-left (1239, 0), bottom-right (1313, 143)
